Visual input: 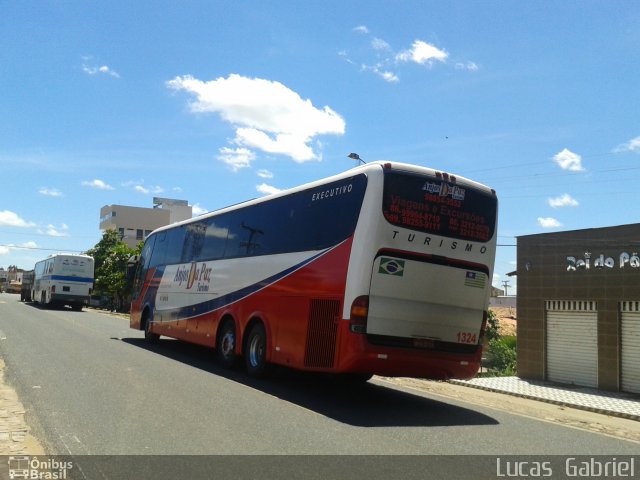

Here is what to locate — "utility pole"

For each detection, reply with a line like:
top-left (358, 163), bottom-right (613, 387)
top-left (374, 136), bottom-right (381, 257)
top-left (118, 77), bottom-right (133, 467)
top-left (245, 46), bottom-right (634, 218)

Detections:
top-left (501, 280), bottom-right (510, 296)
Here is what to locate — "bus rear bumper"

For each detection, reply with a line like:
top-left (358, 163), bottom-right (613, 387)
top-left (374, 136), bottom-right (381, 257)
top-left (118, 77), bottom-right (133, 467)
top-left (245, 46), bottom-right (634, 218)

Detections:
top-left (337, 333), bottom-right (483, 381)
top-left (50, 294), bottom-right (89, 306)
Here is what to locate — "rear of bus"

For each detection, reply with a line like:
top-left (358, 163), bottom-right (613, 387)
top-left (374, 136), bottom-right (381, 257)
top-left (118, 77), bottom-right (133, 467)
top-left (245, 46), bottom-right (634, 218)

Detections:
top-left (50, 255), bottom-right (95, 310)
top-left (341, 162), bottom-right (498, 380)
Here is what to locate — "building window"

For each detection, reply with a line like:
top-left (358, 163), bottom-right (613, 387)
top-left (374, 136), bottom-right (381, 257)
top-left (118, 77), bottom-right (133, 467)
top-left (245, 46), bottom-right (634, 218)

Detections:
top-left (136, 229), bottom-right (144, 240)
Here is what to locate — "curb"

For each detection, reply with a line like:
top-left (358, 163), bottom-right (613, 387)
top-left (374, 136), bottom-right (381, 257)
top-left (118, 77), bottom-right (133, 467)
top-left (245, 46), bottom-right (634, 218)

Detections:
top-left (449, 379), bottom-right (640, 422)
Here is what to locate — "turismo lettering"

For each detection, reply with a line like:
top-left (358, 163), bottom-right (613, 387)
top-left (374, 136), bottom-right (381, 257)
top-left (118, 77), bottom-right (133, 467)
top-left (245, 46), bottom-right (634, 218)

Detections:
top-left (391, 230), bottom-right (488, 255)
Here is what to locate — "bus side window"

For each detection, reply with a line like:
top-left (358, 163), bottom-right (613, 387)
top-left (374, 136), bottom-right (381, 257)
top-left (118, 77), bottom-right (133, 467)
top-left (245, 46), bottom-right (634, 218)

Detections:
top-left (223, 212), bottom-right (247, 259)
top-left (164, 227), bottom-right (186, 266)
top-left (133, 235), bottom-right (156, 298)
top-left (149, 232), bottom-right (167, 268)
top-left (181, 222), bottom-right (207, 263)
top-left (200, 217), bottom-right (230, 261)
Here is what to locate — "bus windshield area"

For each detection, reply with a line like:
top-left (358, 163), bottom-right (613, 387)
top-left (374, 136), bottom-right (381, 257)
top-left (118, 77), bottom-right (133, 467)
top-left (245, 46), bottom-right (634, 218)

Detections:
top-left (382, 170), bottom-right (497, 243)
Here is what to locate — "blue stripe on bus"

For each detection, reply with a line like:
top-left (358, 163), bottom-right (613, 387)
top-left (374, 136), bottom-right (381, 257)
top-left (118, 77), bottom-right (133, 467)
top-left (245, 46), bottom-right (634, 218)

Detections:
top-left (155, 248), bottom-right (331, 322)
top-left (43, 275), bottom-right (94, 283)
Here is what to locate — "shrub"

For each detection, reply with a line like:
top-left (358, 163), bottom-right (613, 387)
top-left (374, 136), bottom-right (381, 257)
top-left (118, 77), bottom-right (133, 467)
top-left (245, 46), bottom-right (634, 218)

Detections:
top-left (487, 336), bottom-right (517, 376)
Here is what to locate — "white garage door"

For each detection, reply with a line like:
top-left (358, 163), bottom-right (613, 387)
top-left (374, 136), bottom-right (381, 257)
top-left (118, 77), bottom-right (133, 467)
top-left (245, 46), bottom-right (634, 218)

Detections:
top-left (620, 302), bottom-right (640, 394)
top-left (546, 300), bottom-right (598, 388)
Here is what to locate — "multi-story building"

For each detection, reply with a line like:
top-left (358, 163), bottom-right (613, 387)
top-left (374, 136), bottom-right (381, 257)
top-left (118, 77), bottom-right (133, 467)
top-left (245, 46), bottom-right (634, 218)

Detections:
top-left (99, 197), bottom-right (193, 249)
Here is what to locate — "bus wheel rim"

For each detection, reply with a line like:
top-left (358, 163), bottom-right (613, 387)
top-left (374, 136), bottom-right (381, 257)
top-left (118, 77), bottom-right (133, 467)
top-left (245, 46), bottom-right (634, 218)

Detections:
top-left (249, 335), bottom-right (263, 367)
top-left (221, 332), bottom-right (235, 357)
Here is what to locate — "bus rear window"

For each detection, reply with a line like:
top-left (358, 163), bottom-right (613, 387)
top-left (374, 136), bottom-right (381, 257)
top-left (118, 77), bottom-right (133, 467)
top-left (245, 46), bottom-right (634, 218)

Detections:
top-left (382, 170), bottom-right (497, 242)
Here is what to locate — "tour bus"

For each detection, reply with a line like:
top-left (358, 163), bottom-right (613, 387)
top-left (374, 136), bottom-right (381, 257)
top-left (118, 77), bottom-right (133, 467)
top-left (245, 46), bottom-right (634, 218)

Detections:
top-left (32, 254), bottom-right (95, 310)
top-left (129, 161), bottom-right (498, 380)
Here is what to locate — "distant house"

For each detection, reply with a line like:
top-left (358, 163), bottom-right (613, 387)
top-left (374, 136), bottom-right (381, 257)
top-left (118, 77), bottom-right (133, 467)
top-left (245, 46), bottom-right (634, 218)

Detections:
top-left (491, 286), bottom-right (504, 297)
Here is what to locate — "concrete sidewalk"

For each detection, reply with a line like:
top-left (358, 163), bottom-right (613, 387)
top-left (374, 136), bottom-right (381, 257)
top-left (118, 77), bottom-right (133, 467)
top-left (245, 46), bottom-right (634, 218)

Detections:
top-left (450, 376), bottom-right (640, 421)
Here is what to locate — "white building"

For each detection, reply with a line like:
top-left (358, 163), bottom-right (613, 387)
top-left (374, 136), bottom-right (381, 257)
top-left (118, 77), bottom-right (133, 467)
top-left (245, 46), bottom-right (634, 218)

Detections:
top-left (99, 197), bottom-right (193, 248)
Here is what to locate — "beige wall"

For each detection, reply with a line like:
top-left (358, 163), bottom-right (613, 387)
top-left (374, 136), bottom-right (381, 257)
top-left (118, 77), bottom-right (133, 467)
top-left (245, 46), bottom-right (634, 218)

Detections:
top-left (517, 224), bottom-right (640, 391)
top-left (100, 204), bottom-right (192, 248)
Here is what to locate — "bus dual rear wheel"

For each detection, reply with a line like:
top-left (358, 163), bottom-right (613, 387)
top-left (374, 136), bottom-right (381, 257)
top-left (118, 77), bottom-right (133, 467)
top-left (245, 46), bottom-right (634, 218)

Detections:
top-left (217, 320), bottom-right (237, 368)
top-left (245, 323), bottom-right (267, 377)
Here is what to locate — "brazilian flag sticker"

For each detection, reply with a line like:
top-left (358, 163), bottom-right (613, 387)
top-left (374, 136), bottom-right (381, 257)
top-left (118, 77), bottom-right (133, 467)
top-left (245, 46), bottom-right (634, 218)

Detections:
top-left (379, 258), bottom-right (405, 276)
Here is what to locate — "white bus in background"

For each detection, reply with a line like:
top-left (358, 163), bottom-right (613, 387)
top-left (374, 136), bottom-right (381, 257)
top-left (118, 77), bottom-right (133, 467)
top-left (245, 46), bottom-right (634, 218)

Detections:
top-left (32, 254), bottom-right (95, 311)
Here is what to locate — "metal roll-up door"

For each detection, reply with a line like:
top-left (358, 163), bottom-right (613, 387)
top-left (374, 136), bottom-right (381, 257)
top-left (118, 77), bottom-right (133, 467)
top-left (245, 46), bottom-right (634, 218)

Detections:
top-left (546, 300), bottom-right (598, 388)
top-left (620, 302), bottom-right (640, 394)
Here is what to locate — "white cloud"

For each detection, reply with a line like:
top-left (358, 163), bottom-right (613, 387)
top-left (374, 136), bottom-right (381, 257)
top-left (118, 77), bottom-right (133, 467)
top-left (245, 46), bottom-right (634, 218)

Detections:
top-left (455, 61), bottom-right (479, 72)
top-left (614, 135), bottom-right (640, 153)
top-left (378, 70), bottom-right (400, 83)
top-left (256, 183), bottom-right (282, 196)
top-left (191, 204), bottom-right (208, 216)
top-left (257, 169), bottom-right (274, 179)
top-left (396, 40), bottom-right (448, 66)
top-left (83, 63), bottom-right (120, 78)
top-left (548, 193), bottom-right (579, 208)
top-left (134, 185), bottom-right (164, 195)
top-left (217, 147), bottom-right (255, 172)
top-left (344, 30), bottom-right (466, 84)
top-left (553, 148), bottom-right (584, 171)
top-left (0, 210), bottom-right (35, 228)
top-left (39, 187), bottom-right (63, 197)
top-left (0, 241), bottom-right (37, 256)
top-left (82, 179), bottom-right (114, 190)
top-left (167, 74), bottom-right (345, 163)
top-left (42, 224), bottom-right (69, 237)
top-left (538, 217), bottom-right (562, 228)
top-left (371, 38), bottom-right (391, 51)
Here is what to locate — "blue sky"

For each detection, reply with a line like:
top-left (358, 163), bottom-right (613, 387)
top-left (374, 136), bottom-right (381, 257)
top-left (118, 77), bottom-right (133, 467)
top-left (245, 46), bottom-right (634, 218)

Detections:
top-left (1, 1), bottom-right (639, 294)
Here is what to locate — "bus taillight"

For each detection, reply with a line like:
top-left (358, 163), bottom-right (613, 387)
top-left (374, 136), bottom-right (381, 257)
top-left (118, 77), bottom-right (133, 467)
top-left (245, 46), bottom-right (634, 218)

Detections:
top-left (349, 295), bottom-right (369, 333)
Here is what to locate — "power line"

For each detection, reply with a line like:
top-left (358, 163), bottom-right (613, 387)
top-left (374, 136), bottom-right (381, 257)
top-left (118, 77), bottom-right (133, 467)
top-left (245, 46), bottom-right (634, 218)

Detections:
top-left (0, 244), bottom-right (84, 253)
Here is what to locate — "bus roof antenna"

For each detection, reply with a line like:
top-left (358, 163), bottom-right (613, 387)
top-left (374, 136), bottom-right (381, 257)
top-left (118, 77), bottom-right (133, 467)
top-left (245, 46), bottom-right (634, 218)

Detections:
top-left (348, 152), bottom-right (365, 165)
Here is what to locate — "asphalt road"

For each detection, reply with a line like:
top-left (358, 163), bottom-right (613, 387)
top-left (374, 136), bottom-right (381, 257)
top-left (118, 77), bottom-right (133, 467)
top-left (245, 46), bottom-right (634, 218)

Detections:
top-left (0, 293), bottom-right (638, 463)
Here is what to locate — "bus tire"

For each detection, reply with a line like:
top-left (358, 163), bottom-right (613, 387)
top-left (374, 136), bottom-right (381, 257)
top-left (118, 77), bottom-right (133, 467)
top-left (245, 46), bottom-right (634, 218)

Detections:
top-left (143, 310), bottom-right (160, 344)
top-left (216, 319), bottom-right (237, 368)
top-left (245, 323), bottom-right (267, 377)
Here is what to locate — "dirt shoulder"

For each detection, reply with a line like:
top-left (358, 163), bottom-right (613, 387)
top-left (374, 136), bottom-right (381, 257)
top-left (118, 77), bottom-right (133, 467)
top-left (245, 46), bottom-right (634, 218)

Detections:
top-left (0, 359), bottom-right (45, 455)
top-left (380, 377), bottom-right (640, 444)
top-left (491, 306), bottom-right (517, 336)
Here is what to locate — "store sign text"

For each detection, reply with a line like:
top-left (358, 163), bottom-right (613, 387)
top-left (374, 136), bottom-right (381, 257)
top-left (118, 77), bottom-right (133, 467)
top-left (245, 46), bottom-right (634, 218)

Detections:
top-left (567, 252), bottom-right (640, 271)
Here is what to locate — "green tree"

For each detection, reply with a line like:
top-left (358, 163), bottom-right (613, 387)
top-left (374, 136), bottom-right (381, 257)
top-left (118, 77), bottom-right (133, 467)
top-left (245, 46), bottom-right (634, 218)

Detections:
top-left (485, 309), bottom-right (500, 341)
top-left (87, 230), bottom-right (142, 312)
